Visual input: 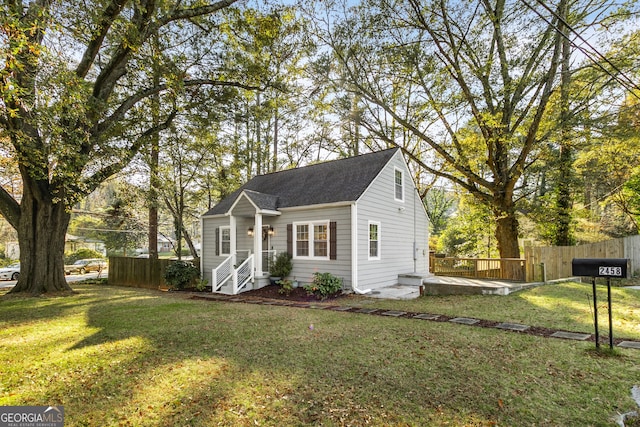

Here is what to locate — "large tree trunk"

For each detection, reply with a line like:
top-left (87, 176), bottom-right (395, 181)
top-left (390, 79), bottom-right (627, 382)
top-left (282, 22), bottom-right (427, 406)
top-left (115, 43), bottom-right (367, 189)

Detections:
top-left (9, 180), bottom-right (73, 294)
top-left (493, 197), bottom-right (521, 259)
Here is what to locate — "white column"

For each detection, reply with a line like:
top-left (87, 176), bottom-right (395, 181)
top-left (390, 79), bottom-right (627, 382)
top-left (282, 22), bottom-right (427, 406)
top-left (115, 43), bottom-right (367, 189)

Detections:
top-left (229, 215), bottom-right (237, 264)
top-left (254, 213), bottom-right (263, 275)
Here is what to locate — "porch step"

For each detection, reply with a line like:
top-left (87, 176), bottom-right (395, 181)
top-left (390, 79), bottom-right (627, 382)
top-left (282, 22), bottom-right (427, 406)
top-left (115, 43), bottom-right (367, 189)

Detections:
top-left (213, 281), bottom-right (254, 296)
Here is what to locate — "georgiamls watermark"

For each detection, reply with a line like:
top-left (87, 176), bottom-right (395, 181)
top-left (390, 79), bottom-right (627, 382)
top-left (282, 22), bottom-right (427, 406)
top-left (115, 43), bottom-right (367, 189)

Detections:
top-left (0, 406), bottom-right (64, 427)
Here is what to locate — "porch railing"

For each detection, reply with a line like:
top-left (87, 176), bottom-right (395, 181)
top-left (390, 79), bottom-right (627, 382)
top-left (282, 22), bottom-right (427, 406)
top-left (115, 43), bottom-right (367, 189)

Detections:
top-left (430, 256), bottom-right (526, 282)
top-left (212, 255), bottom-right (234, 292)
top-left (233, 254), bottom-right (254, 294)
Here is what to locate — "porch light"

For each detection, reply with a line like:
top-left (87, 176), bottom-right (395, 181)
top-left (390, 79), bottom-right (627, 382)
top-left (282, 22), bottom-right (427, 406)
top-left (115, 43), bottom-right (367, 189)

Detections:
top-left (268, 227), bottom-right (275, 236)
top-left (247, 227), bottom-right (254, 237)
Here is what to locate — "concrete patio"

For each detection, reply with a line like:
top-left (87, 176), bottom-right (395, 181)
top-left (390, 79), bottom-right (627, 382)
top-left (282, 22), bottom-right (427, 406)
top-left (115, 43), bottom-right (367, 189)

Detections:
top-left (367, 275), bottom-right (551, 300)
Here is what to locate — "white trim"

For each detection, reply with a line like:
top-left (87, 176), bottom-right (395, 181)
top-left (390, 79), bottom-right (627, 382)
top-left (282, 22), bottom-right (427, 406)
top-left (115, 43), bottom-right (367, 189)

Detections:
top-left (199, 215), bottom-right (204, 276)
top-left (228, 191), bottom-right (259, 213)
top-left (394, 166), bottom-right (405, 202)
top-left (292, 220), bottom-right (330, 260)
top-left (351, 203), bottom-right (370, 294)
top-left (229, 216), bottom-right (236, 256)
top-left (258, 209), bottom-right (281, 216)
top-left (254, 214), bottom-right (263, 275)
top-left (219, 225), bottom-right (231, 256)
top-left (368, 221), bottom-right (381, 261)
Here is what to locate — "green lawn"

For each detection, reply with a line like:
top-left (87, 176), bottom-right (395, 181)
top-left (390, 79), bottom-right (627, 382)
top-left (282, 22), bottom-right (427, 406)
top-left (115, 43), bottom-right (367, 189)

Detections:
top-left (1, 282), bottom-right (639, 426)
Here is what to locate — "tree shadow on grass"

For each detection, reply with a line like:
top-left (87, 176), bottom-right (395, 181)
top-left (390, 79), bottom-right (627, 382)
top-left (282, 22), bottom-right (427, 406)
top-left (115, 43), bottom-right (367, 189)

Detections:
top-left (49, 287), bottom-right (640, 425)
top-left (4, 284), bottom-right (640, 426)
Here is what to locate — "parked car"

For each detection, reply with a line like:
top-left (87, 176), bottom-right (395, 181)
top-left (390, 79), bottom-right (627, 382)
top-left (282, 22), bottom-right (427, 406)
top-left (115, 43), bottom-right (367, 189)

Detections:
top-left (0, 263), bottom-right (20, 281)
top-left (64, 259), bottom-right (107, 275)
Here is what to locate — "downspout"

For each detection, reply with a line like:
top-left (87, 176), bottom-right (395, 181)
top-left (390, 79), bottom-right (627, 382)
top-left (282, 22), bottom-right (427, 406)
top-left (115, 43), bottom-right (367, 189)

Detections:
top-left (351, 202), bottom-right (371, 294)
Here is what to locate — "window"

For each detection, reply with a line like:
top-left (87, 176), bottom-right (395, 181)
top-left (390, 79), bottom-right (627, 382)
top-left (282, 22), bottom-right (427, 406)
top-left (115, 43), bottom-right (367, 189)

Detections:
top-left (314, 224), bottom-right (328, 257)
top-left (294, 221), bottom-right (330, 259)
top-left (369, 222), bottom-right (380, 260)
top-left (220, 226), bottom-right (231, 255)
top-left (296, 224), bottom-right (309, 257)
top-left (394, 168), bottom-right (404, 201)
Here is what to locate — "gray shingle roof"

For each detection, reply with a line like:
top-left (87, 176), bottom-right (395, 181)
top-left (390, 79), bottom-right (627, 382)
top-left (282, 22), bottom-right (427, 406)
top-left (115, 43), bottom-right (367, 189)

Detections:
top-left (203, 148), bottom-right (399, 216)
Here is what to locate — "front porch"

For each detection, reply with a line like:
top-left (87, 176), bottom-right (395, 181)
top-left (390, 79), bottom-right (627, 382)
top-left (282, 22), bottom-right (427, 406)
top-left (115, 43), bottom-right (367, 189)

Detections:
top-left (209, 190), bottom-right (281, 295)
top-left (211, 250), bottom-right (276, 295)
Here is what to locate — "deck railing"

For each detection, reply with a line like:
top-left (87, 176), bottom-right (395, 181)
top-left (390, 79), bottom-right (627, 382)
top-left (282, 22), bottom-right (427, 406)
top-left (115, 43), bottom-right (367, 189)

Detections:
top-left (430, 256), bottom-right (526, 282)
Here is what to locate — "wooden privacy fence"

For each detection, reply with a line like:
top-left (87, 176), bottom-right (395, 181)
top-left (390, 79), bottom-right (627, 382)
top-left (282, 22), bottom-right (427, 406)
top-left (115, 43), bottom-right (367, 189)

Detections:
top-left (523, 235), bottom-right (640, 282)
top-left (108, 257), bottom-right (174, 289)
top-left (430, 256), bottom-right (527, 282)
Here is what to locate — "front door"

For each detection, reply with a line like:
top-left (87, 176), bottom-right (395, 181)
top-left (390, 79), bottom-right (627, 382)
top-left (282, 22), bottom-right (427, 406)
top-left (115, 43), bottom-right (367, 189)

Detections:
top-left (262, 225), bottom-right (271, 274)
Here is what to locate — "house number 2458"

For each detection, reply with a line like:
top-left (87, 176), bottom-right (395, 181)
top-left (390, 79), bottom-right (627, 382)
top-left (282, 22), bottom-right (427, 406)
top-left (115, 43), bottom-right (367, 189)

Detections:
top-left (598, 266), bottom-right (623, 276)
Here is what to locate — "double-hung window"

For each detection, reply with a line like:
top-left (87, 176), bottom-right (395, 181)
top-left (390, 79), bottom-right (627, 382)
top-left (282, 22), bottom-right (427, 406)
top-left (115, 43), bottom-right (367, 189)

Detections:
top-left (219, 226), bottom-right (231, 255)
top-left (394, 168), bottom-right (404, 202)
top-left (294, 221), bottom-right (330, 259)
top-left (369, 221), bottom-right (380, 260)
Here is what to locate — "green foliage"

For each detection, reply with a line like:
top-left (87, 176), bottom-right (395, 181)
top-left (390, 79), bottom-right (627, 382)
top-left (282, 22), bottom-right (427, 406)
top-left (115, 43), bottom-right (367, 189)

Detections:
top-left (195, 279), bottom-right (208, 292)
top-left (163, 261), bottom-right (199, 290)
top-left (438, 197), bottom-right (496, 257)
top-left (269, 252), bottom-right (292, 278)
top-left (277, 279), bottom-right (295, 295)
top-left (303, 272), bottom-right (342, 300)
top-left (64, 248), bottom-right (104, 264)
top-left (424, 189), bottom-right (455, 235)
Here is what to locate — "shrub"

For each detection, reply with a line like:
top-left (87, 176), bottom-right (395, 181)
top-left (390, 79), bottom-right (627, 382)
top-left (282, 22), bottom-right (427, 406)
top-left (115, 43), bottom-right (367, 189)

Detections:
top-left (65, 248), bottom-right (105, 264)
top-left (304, 272), bottom-right (343, 300)
top-left (277, 279), bottom-right (295, 296)
top-left (163, 261), bottom-right (199, 290)
top-left (269, 252), bottom-right (292, 278)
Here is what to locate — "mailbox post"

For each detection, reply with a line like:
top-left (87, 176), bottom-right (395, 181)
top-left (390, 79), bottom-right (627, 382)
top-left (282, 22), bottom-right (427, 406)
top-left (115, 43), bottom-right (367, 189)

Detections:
top-left (571, 258), bottom-right (628, 349)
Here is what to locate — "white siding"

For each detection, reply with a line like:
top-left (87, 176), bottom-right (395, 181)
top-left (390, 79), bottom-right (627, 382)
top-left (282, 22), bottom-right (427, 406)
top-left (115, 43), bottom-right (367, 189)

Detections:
top-left (356, 151), bottom-right (430, 289)
top-left (202, 205), bottom-right (353, 290)
top-left (277, 205), bottom-right (352, 289)
top-left (201, 216), bottom-right (229, 278)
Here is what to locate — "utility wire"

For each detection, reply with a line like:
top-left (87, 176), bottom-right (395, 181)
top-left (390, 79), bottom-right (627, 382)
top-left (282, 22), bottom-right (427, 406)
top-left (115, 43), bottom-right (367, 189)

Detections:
top-left (521, 0), bottom-right (640, 101)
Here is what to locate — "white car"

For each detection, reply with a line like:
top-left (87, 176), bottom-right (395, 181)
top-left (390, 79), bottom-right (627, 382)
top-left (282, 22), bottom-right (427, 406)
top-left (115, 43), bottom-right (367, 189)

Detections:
top-left (0, 263), bottom-right (20, 281)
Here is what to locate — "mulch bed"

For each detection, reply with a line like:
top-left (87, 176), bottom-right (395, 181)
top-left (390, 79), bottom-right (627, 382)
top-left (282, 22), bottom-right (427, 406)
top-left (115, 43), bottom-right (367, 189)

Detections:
top-left (240, 284), bottom-right (346, 303)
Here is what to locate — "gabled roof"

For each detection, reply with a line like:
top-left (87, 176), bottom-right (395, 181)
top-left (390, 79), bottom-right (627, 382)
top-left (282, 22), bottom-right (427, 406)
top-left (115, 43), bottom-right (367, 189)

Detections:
top-left (204, 148), bottom-right (400, 216)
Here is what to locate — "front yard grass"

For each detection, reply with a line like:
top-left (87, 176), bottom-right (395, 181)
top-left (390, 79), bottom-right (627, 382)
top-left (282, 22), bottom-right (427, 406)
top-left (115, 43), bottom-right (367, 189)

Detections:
top-left (1, 282), bottom-right (639, 426)
top-left (341, 280), bottom-right (640, 340)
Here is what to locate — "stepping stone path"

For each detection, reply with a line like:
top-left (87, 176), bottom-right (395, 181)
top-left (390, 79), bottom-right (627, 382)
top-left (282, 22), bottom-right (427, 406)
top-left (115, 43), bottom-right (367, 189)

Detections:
top-left (381, 310), bottom-right (407, 317)
top-left (413, 313), bottom-right (440, 320)
top-left (188, 293), bottom-right (640, 350)
top-left (550, 331), bottom-right (592, 341)
top-left (619, 341), bottom-right (640, 349)
top-left (449, 317), bottom-right (480, 325)
top-left (496, 322), bottom-right (530, 332)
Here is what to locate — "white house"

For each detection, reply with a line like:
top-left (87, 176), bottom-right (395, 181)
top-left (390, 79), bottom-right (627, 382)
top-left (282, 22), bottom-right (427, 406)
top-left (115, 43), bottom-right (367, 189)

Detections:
top-left (200, 148), bottom-right (430, 295)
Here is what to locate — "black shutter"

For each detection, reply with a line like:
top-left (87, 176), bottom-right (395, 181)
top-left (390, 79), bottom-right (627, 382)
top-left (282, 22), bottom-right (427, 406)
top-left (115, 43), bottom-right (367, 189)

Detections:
top-left (287, 224), bottom-right (293, 255)
top-left (330, 221), bottom-right (337, 260)
top-left (215, 227), bottom-right (219, 256)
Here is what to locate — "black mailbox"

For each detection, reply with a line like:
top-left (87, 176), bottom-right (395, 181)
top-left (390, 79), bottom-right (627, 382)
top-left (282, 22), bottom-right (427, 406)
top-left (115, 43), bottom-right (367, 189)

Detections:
top-left (571, 258), bottom-right (628, 278)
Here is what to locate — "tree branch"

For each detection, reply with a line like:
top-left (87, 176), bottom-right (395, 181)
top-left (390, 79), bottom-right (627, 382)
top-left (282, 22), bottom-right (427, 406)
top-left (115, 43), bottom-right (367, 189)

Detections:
top-left (0, 185), bottom-right (21, 230)
top-left (93, 79), bottom-right (261, 138)
top-left (75, 0), bottom-right (128, 79)
top-left (84, 109), bottom-right (179, 194)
